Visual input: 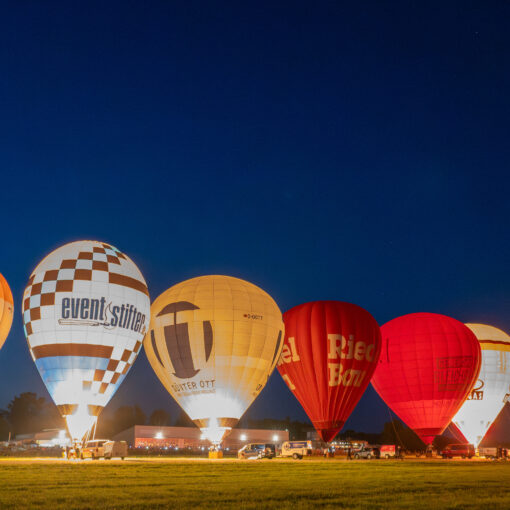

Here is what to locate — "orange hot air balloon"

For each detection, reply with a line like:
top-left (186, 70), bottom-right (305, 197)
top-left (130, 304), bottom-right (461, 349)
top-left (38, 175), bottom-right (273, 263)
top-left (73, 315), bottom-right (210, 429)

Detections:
top-left (278, 301), bottom-right (382, 443)
top-left (0, 273), bottom-right (14, 349)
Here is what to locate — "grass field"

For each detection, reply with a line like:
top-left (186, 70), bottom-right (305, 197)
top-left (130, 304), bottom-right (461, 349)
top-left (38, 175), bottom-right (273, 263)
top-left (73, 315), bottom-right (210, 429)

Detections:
top-left (0, 457), bottom-right (509, 509)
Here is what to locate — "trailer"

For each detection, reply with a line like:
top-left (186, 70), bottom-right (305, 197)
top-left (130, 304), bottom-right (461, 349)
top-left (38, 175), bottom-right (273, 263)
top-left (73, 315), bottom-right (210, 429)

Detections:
top-left (380, 444), bottom-right (401, 459)
top-left (478, 447), bottom-right (508, 460)
top-left (280, 441), bottom-right (313, 459)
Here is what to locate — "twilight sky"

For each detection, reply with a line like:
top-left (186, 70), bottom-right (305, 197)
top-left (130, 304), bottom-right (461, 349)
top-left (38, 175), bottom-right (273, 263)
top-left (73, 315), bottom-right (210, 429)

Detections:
top-left (1, 1), bottom-right (509, 432)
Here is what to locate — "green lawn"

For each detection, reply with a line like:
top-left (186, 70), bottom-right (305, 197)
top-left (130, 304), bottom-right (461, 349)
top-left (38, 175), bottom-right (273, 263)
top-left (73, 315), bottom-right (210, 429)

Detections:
top-left (0, 458), bottom-right (508, 509)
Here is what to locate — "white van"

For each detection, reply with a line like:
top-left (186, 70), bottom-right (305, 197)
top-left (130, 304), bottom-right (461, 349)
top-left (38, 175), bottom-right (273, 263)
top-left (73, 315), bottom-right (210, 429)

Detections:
top-left (280, 440), bottom-right (313, 459)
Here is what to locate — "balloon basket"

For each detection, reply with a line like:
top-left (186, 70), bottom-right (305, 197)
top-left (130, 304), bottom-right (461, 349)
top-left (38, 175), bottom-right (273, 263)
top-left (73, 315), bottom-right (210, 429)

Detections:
top-left (209, 450), bottom-right (223, 459)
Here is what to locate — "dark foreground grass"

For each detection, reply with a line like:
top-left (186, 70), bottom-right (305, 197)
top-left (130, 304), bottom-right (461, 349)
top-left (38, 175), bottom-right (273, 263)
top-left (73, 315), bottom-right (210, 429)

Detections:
top-left (0, 458), bottom-right (508, 509)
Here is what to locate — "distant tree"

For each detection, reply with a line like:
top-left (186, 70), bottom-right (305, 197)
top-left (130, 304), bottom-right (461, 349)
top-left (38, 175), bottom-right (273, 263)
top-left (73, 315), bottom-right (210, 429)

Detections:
top-left (0, 410), bottom-right (11, 441)
top-left (238, 415), bottom-right (312, 440)
top-left (134, 405), bottom-right (146, 426)
top-left (6, 392), bottom-right (64, 435)
top-left (95, 415), bottom-right (114, 439)
top-left (338, 429), bottom-right (382, 445)
top-left (433, 434), bottom-right (453, 451)
top-left (149, 409), bottom-right (171, 426)
top-left (174, 409), bottom-right (194, 427)
top-left (110, 405), bottom-right (146, 435)
top-left (380, 420), bottom-right (423, 450)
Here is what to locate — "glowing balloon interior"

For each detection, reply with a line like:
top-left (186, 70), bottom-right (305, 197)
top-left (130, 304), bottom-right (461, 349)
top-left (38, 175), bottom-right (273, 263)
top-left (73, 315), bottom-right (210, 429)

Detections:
top-left (144, 275), bottom-right (284, 445)
top-left (452, 324), bottom-right (510, 446)
top-left (0, 273), bottom-right (14, 350)
top-left (22, 241), bottom-right (150, 441)
top-left (371, 313), bottom-right (482, 445)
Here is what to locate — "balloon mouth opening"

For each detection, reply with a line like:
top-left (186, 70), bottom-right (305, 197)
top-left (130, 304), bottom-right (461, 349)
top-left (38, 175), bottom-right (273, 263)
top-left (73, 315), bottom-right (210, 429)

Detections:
top-left (65, 405), bottom-right (97, 442)
top-left (312, 420), bottom-right (344, 443)
top-left (317, 428), bottom-right (342, 443)
top-left (414, 428), bottom-right (442, 446)
top-left (194, 417), bottom-right (237, 446)
top-left (201, 427), bottom-right (231, 446)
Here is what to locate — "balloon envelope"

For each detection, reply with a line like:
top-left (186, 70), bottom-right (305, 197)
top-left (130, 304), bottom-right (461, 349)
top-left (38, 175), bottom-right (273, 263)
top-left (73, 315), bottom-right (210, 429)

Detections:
top-left (144, 275), bottom-right (284, 444)
top-left (22, 241), bottom-right (150, 440)
top-left (0, 273), bottom-right (14, 350)
top-left (371, 313), bottom-right (481, 445)
top-left (452, 324), bottom-right (510, 446)
top-left (277, 301), bottom-right (382, 443)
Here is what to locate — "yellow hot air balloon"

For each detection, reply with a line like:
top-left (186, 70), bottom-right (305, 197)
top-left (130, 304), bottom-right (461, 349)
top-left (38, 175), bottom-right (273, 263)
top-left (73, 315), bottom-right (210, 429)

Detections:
top-left (0, 273), bottom-right (14, 349)
top-left (144, 275), bottom-right (284, 445)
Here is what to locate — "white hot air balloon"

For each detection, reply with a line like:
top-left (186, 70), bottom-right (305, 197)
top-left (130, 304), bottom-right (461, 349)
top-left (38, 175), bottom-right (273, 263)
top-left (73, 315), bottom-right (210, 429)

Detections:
top-left (144, 275), bottom-right (284, 445)
top-left (22, 240), bottom-right (150, 442)
top-left (452, 324), bottom-right (510, 446)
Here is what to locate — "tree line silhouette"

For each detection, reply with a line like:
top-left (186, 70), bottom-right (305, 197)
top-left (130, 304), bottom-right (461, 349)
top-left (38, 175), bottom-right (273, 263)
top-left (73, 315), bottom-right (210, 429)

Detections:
top-left (1, 392), bottom-right (508, 448)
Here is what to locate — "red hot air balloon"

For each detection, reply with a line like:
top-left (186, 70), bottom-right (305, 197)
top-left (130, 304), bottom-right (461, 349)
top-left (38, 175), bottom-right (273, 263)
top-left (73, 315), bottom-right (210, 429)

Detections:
top-left (371, 313), bottom-right (481, 446)
top-left (277, 301), bottom-right (382, 443)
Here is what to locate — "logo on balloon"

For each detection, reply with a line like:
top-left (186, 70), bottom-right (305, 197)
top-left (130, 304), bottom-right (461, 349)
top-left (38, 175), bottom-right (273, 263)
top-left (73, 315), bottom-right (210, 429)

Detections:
top-left (58, 297), bottom-right (147, 334)
top-left (154, 301), bottom-right (213, 379)
top-left (434, 356), bottom-right (476, 392)
top-left (467, 379), bottom-right (484, 401)
top-left (244, 313), bottom-right (263, 320)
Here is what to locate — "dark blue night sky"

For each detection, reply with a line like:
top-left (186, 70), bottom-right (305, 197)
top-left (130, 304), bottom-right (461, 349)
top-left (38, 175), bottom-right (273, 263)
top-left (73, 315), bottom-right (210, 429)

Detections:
top-left (1, 1), bottom-right (509, 432)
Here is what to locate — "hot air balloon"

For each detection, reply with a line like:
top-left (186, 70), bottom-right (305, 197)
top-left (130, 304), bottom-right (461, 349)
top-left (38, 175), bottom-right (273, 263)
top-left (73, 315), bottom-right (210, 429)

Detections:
top-left (0, 273), bottom-right (14, 349)
top-left (22, 241), bottom-right (150, 442)
top-left (452, 324), bottom-right (510, 446)
top-left (277, 301), bottom-right (382, 443)
top-left (144, 275), bottom-right (284, 445)
top-left (371, 313), bottom-right (481, 446)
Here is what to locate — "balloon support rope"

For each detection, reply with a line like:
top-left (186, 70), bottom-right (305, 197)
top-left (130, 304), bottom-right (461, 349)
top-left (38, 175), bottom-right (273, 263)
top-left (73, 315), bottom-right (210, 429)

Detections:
top-left (387, 406), bottom-right (405, 449)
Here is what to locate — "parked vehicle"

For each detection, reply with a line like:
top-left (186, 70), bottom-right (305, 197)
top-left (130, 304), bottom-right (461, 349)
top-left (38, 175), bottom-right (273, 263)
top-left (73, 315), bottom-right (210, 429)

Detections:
top-left (478, 447), bottom-right (508, 460)
top-left (440, 444), bottom-right (475, 459)
top-left (237, 443), bottom-right (276, 459)
top-left (80, 439), bottom-right (107, 459)
top-left (380, 445), bottom-right (401, 459)
top-left (279, 441), bottom-right (313, 459)
top-left (80, 440), bottom-right (127, 460)
top-left (104, 440), bottom-right (127, 460)
top-left (353, 446), bottom-right (379, 459)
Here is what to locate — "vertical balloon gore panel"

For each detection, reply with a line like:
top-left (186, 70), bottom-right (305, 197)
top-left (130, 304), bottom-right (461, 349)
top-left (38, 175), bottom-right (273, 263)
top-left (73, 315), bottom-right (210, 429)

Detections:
top-left (452, 324), bottom-right (510, 446)
top-left (277, 301), bottom-right (382, 443)
top-left (0, 273), bottom-right (14, 350)
top-left (21, 241), bottom-right (150, 441)
top-left (371, 313), bottom-right (482, 445)
top-left (144, 275), bottom-right (284, 445)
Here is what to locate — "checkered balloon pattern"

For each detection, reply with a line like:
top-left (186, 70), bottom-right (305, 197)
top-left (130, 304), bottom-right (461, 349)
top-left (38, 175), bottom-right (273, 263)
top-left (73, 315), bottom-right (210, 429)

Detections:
top-left (22, 240), bottom-right (150, 439)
